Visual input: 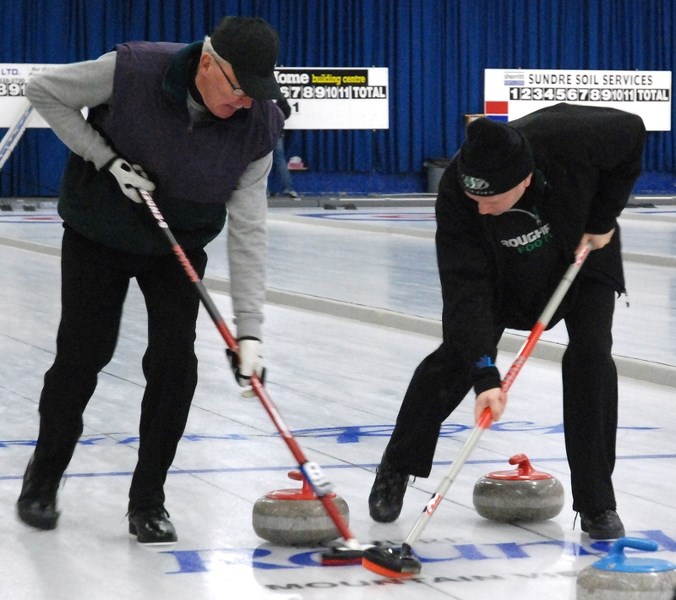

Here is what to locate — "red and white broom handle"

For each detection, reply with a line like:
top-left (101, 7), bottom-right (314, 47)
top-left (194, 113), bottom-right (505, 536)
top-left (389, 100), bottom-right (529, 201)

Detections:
top-left (500, 242), bottom-right (591, 395)
top-left (403, 242), bottom-right (591, 548)
top-left (138, 189), bottom-right (360, 548)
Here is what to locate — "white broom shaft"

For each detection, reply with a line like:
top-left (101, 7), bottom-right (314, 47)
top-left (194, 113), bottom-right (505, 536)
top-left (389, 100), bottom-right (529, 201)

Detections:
top-left (0, 102), bottom-right (33, 172)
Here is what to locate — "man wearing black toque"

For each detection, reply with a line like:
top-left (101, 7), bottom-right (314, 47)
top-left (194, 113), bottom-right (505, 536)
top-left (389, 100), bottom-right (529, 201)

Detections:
top-left (17, 16), bottom-right (284, 544)
top-left (368, 103), bottom-right (646, 541)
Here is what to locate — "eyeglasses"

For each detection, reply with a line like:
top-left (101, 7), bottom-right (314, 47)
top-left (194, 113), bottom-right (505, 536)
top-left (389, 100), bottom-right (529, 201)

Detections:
top-left (212, 58), bottom-right (246, 98)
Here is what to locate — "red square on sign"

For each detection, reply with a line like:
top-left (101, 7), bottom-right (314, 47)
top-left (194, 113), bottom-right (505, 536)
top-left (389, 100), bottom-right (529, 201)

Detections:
top-left (485, 101), bottom-right (508, 114)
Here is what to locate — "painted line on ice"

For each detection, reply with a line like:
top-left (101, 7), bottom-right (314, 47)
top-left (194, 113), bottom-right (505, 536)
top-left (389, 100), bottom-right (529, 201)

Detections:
top-left (1, 453), bottom-right (674, 481)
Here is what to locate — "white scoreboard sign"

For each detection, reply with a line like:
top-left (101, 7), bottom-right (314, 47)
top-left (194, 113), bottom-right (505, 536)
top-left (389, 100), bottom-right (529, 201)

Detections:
top-left (483, 69), bottom-right (672, 131)
top-left (0, 64), bottom-right (58, 127)
top-left (275, 67), bottom-right (389, 130)
top-left (0, 64), bottom-right (390, 131)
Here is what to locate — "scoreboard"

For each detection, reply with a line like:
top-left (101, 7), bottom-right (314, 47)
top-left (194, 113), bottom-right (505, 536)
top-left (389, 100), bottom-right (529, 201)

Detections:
top-left (484, 69), bottom-right (672, 131)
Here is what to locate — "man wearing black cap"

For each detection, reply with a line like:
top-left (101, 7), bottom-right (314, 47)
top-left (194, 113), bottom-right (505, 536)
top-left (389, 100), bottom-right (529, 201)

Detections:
top-left (18, 16), bottom-right (284, 544)
top-left (369, 103), bottom-right (646, 540)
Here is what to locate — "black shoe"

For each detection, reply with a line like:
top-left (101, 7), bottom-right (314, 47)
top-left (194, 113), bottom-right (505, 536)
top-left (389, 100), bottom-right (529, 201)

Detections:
top-left (128, 506), bottom-right (177, 545)
top-left (368, 457), bottom-right (410, 523)
top-left (580, 509), bottom-right (625, 540)
top-left (16, 457), bottom-right (61, 530)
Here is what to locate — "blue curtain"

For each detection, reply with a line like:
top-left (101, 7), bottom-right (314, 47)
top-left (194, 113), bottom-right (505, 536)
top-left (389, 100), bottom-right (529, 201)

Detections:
top-left (1, 0), bottom-right (674, 196)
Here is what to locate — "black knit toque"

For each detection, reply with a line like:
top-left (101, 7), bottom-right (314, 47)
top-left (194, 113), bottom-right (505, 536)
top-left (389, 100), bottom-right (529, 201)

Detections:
top-left (458, 118), bottom-right (534, 196)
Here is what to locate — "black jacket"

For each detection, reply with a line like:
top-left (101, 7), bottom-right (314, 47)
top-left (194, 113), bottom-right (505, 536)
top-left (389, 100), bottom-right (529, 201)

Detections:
top-left (435, 103), bottom-right (646, 393)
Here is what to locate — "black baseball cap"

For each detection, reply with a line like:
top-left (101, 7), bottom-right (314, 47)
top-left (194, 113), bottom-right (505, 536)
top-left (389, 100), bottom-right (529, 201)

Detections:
top-left (209, 16), bottom-right (283, 100)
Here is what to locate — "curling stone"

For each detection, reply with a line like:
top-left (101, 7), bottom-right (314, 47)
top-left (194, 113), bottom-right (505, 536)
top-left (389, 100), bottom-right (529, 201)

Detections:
top-left (473, 453), bottom-right (564, 522)
top-left (577, 537), bottom-right (676, 599)
top-left (252, 470), bottom-right (349, 546)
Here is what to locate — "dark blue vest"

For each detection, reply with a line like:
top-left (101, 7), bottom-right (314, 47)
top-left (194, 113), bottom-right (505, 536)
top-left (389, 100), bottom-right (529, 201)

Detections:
top-left (59, 41), bottom-right (283, 255)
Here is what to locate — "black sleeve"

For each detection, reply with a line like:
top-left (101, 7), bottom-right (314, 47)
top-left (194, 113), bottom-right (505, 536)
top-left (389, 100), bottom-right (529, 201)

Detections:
top-left (435, 163), bottom-right (502, 395)
top-left (585, 110), bottom-right (646, 233)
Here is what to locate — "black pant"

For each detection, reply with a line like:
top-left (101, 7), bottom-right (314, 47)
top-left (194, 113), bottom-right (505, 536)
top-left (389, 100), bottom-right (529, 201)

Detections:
top-left (384, 276), bottom-right (618, 515)
top-left (33, 227), bottom-right (207, 511)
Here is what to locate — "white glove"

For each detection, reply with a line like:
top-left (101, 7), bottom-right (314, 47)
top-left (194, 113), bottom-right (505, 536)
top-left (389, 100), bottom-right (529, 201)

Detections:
top-left (227, 338), bottom-right (265, 388)
top-left (108, 157), bottom-right (156, 203)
